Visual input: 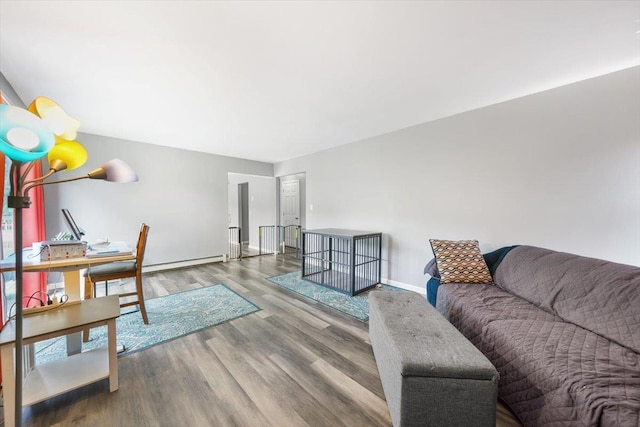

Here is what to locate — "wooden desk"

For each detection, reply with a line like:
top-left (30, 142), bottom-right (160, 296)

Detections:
top-left (0, 248), bottom-right (135, 302)
top-left (1, 249), bottom-right (134, 355)
top-left (0, 295), bottom-right (120, 427)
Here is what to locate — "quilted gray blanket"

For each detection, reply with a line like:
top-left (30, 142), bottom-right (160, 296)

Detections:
top-left (437, 246), bottom-right (640, 426)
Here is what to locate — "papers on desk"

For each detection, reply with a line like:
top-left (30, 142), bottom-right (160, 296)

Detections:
top-left (86, 241), bottom-right (133, 258)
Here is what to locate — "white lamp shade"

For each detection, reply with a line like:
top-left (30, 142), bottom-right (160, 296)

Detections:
top-left (88, 159), bottom-right (138, 183)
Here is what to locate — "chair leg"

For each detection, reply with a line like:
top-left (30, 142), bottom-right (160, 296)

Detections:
top-left (136, 275), bottom-right (149, 324)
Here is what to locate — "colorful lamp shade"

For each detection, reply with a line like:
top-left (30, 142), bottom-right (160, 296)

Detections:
top-left (28, 96), bottom-right (80, 141)
top-left (0, 104), bottom-right (55, 162)
top-left (87, 159), bottom-right (138, 183)
top-left (47, 140), bottom-right (88, 171)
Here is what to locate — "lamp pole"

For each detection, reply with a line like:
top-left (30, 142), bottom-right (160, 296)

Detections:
top-left (1, 99), bottom-right (139, 427)
top-left (8, 161), bottom-right (30, 427)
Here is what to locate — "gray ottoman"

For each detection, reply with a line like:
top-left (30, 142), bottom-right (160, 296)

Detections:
top-left (369, 291), bottom-right (498, 427)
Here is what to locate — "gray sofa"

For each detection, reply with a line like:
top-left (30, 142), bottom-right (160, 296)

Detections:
top-left (435, 245), bottom-right (640, 426)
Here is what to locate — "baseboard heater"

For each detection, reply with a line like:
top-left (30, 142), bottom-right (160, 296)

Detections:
top-left (142, 255), bottom-right (225, 273)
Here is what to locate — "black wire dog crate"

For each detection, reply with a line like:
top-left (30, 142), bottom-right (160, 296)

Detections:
top-left (301, 229), bottom-right (382, 296)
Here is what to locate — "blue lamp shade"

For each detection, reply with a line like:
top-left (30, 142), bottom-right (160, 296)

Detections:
top-left (0, 104), bottom-right (55, 162)
top-left (87, 159), bottom-right (138, 183)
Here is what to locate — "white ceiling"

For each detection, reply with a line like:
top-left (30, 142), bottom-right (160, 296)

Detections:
top-left (1, 1), bottom-right (639, 163)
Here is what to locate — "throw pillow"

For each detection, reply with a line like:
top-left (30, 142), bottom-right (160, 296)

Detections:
top-left (429, 239), bottom-right (493, 284)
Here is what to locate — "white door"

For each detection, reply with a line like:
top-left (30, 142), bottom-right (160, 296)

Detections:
top-left (281, 180), bottom-right (300, 247)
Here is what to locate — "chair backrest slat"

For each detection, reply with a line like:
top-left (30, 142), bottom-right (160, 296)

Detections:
top-left (136, 223), bottom-right (150, 266)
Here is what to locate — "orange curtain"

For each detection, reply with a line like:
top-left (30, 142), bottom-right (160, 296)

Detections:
top-left (0, 153), bottom-right (4, 326)
top-left (0, 90), bottom-right (5, 325)
top-left (1, 92), bottom-right (4, 385)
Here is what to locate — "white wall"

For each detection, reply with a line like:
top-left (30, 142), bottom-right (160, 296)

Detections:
top-left (0, 73), bottom-right (24, 107)
top-left (275, 67), bottom-right (640, 290)
top-left (227, 173), bottom-right (276, 249)
top-left (44, 134), bottom-right (273, 266)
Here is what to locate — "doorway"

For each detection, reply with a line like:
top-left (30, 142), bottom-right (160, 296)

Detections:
top-left (279, 175), bottom-right (305, 252)
top-left (238, 182), bottom-right (249, 244)
top-left (281, 180), bottom-right (300, 228)
top-left (228, 173), bottom-right (277, 259)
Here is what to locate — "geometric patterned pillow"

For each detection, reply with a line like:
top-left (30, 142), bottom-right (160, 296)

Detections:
top-left (429, 239), bottom-right (493, 284)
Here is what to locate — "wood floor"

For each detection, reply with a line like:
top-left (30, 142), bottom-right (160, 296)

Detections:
top-left (10, 253), bottom-right (521, 426)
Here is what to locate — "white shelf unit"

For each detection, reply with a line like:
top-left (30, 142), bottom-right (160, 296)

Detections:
top-left (23, 347), bottom-right (109, 406)
top-left (0, 295), bottom-right (120, 427)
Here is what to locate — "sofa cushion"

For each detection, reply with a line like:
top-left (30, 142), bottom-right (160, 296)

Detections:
top-left (483, 319), bottom-right (640, 426)
top-left (429, 239), bottom-right (492, 284)
top-left (493, 245), bottom-right (640, 354)
top-left (436, 282), bottom-right (560, 345)
top-left (437, 281), bottom-right (640, 426)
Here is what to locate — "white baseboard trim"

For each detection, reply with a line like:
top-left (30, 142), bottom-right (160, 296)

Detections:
top-left (46, 257), bottom-right (424, 296)
top-left (382, 278), bottom-right (425, 295)
top-left (143, 256), bottom-right (225, 273)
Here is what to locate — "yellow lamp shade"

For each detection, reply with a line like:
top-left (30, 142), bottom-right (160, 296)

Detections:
top-left (28, 97), bottom-right (80, 141)
top-left (47, 140), bottom-right (88, 171)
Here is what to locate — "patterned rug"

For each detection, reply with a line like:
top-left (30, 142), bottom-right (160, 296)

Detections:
top-left (35, 284), bottom-right (260, 364)
top-left (266, 271), bottom-right (400, 321)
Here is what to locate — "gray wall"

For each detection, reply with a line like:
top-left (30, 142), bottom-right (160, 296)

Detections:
top-left (275, 67), bottom-right (640, 290)
top-left (4, 68), bottom-right (639, 289)
top-left (44, 134), bottom-right (273, 266)
top-left (1, 72), bottom-right (275, 267)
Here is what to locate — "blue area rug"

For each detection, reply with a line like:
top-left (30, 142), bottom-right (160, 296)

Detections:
top-left (35, 284), bottom-right (259, 364)
top-left (266, 271), bottom-right (400, 321)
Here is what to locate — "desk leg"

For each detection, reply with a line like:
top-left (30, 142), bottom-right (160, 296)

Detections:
top-left (63, 270), bottom-right (82, 302)
top-left (107, 319), bottom-right (119, 392)
top-left (63, 269), bottom-right (86, 353)
top-left (1, 344), bottom-right (17, 427)
top-left (66, 332), bottom-right (82, 356)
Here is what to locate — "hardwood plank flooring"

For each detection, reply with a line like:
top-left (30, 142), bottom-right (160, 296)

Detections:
top-left (7, 253), bottom-right (521, 426)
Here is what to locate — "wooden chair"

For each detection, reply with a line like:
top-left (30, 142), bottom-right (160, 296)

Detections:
top-left (84, 224), bottom-right (150, 333)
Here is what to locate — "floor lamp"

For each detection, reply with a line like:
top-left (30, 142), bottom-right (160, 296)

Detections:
top-left (0, 99), bottom-right (138, 427)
